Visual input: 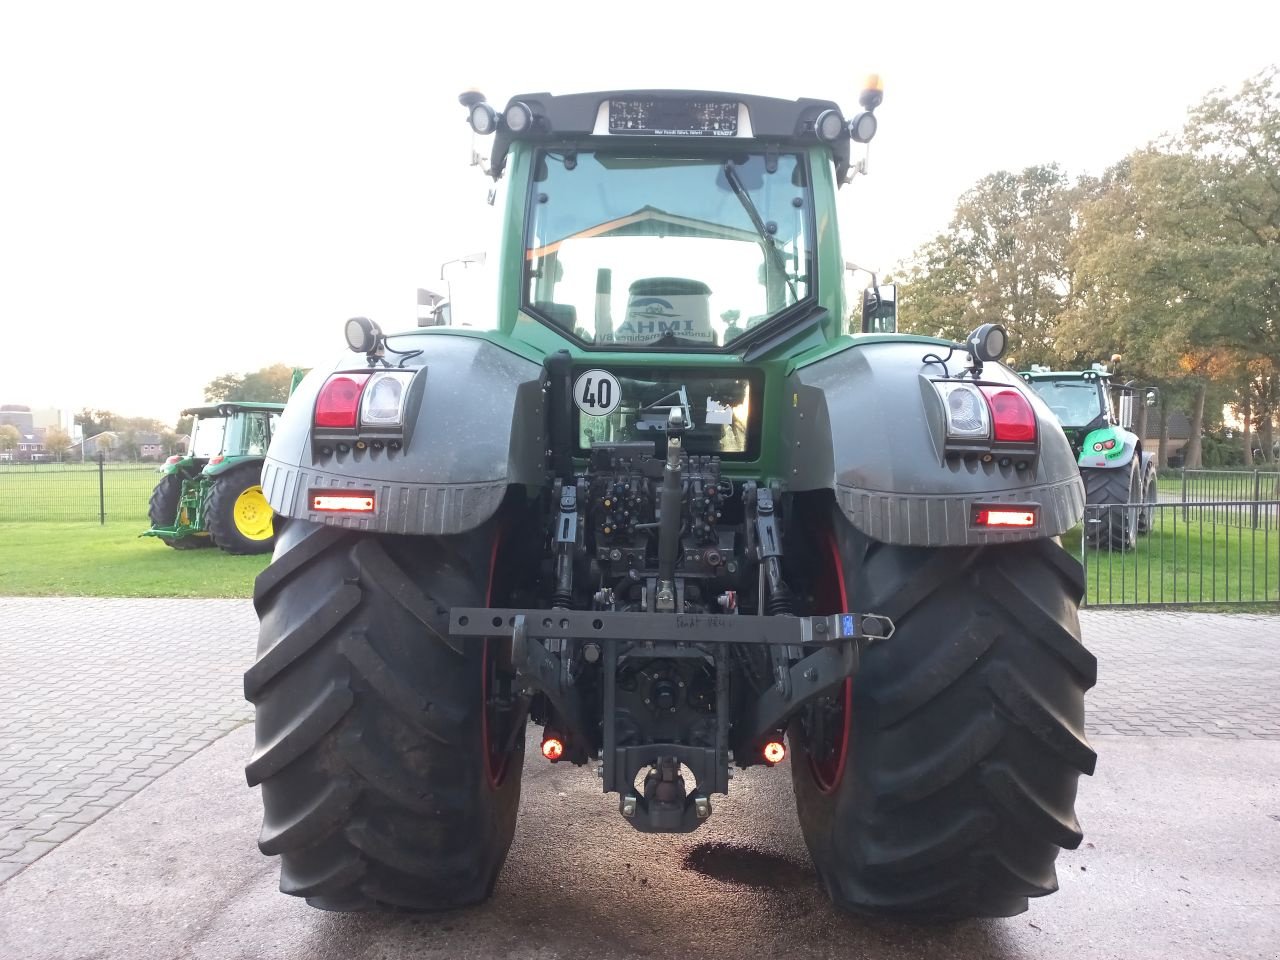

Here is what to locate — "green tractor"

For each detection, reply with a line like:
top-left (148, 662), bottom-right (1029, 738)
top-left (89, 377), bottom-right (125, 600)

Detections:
top-left (245, 83), bottom-right (1096, 919)
top-left (144, 402), bottom-right (283, 555)
top-left (1020, 363), bottom-right (1158, 550)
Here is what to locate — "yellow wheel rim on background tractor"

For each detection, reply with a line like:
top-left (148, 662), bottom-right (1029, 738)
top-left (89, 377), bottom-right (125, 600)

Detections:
top-left (233, 485), bottom-right (274, 541)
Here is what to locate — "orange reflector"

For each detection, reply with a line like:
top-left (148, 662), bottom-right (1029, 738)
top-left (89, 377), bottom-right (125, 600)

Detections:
top-left (763, 740), bottom-right (786, 764)
top-left (541, 737), bottom-right (564, 761)
top-left (974, 508), bottom-right (1036, 528)
top-left (311, 493), bottom-right (375, 512)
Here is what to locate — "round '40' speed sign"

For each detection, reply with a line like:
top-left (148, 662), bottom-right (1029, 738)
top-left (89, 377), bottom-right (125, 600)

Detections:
top-left (573, 369), bottom-right (621, 417)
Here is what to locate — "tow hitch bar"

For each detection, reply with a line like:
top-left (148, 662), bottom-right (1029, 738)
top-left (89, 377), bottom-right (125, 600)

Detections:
top-left (450, 608), bottom-right (894, 832)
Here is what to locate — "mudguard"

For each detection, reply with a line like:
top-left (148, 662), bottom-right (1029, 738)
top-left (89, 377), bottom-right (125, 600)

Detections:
top-left (783, 339), bottom-right (1084, 546)
top-left (1077, 425), bottom-right (1138, 470)
top-left (260, 334), bottom-right (546, 535)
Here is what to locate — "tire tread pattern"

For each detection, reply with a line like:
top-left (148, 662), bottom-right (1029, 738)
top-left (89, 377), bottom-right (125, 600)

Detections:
top-left (246, 521), bottom-right (522, 911)
top-left (791, 511), bottom-right (1095, 918)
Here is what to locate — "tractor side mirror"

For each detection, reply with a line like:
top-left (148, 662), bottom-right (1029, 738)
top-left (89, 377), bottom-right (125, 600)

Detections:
top-left (861, 283), bottom-right (897, 333)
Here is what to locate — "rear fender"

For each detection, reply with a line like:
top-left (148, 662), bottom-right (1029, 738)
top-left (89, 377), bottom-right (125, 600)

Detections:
top-left (260, 334), bottom-right (546, 536)
top-left (783, 339), bottom-right (1084, 546)
top-left (202, 455), bottom-right (263, 479)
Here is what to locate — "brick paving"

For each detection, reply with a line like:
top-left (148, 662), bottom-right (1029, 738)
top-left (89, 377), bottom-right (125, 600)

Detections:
top-left (0, 598), bottom-right (256, 883)
top-left (1083, 609), bottom-right (1280, 740)
top-left (0, 597), bottom-right (1276, 885)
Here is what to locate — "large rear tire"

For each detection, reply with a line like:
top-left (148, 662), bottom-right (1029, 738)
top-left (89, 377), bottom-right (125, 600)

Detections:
top-left (206, 463), bottom-right (276, 555)
top-left (245, 519), bottom-right (525, 911)
top-left (146, 472), bottom-right (211, 549)
top-left (789, 508), bottom-right (1096, 918)
top-left (1082, 460), bottom-right (1140, 551)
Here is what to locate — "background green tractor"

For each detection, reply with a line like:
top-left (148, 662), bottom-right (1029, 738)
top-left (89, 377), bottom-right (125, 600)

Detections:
top-left (143, 402), bottom-right (283, 555)
top-left (1021, 363), bottom-right (1158, 549)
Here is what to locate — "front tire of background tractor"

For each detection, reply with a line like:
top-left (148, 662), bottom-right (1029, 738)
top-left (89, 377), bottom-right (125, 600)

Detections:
top-left (245, 519), bottom-right (525, 912)
top-left (789, 508), bottom-right (1096, 918)
top-left (206, 464), bottom-right (276, 555)
top-left (1083, 461), bottom-right (1141, 551)
top-left (146, 472), bottom-right (210, 550)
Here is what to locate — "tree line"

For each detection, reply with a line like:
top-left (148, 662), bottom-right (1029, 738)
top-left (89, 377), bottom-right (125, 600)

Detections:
top-left (899, 67), bottom-right (1279, 468)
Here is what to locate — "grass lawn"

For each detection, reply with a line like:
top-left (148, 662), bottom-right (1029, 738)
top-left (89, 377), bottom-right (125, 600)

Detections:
top-left (0, 521), bottom-right (268, 598)
top-left (0, 463), bottom-right (158, 523)
top-left (1063, 515), bottom-right (1280, 606)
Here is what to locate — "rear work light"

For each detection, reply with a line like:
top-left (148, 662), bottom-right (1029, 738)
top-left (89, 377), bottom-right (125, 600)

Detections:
top-left (315, 373), bottom-right (370, 429)
top-left (311, 491), bottom-right (375, 512)
top-left (973, 506), bottom-right (1038, 528)
top-left (980, 387), bottom-right (1037, 443)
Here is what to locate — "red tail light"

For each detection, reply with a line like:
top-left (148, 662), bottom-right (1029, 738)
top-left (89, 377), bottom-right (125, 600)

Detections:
top-left (315, 373), bottom-right (370, 429)
top-left (541, 737), bottom-right (564, 761)
top-left (980, 387), bottom-right (1037, 443)
top-left (974, 507), bottom-right (1038, 528)
top-left (763, 740), bottom-right (787, 764)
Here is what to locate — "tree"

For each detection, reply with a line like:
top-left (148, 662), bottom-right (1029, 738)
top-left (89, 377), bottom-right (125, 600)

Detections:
top-left (75, 408), bottom-right (116, 437)
top-left (900, 165), bottom-right (1076, 365)
top-left (43, 426), bottom-right (72, 461)
top-left (0, 424), bottom-right (19, 455)
top-left (204, 363), bottom-right (295, 402)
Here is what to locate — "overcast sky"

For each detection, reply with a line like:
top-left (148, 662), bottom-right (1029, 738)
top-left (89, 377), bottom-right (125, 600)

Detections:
top-left (2, 1), bottom-right (1277, 424)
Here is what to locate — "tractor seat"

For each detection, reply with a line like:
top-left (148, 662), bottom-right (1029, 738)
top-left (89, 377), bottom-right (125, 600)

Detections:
top-left (623, 277), bottom-right (713, 344)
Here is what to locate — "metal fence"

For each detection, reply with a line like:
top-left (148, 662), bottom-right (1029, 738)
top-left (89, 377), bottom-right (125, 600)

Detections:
top-left (1176, 468), bottom-right (1280, 525)
top-left (1081, 499), bottom-right (1280, 606)
top-left (0, 456), bottom-right (157, 524)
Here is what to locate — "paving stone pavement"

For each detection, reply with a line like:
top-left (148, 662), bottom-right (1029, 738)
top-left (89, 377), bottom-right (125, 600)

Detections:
top-left (0, 597), bottom-right (1276, 886)
top-left (0, 598), bottom-right (257, 884)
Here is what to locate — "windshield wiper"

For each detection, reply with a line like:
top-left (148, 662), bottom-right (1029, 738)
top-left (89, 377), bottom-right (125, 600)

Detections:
top-left (722, 161), bottom-right (799, 304)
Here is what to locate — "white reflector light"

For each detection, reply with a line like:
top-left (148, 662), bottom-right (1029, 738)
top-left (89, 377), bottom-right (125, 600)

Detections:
top-left (934, 382), bottom-right (991, 439)
top-left (312, 493), bottom-right (375, 512)
top-left (360, 370), bottom-right (415, 427)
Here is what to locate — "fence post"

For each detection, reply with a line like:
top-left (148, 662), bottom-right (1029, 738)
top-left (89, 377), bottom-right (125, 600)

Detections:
top-left (97, 453), bottom-right (105, 525)
top-left (1181, 468), bottom-right (1188, 522)
top-left (1253, 469), bottom-right (1261, 531)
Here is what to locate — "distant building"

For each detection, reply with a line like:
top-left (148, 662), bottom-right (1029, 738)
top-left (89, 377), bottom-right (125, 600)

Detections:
top-left (1144, 412), bottom-right (1193, 466)
top-left (0, 404), bottom-right (34, 434)
top-left (68, 431), bottom-right (119, 460)
top-left (136, 432), bottom-right (166, 460)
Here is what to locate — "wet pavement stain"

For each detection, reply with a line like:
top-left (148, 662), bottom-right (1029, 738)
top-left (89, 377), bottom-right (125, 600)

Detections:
top-left (680, 841), bottom-right (813, 888)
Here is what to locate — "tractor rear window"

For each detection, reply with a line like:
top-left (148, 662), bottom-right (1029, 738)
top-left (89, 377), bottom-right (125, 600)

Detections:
top-left (525, 149), bottom-right (814, 349)
top-left (575, 369), bottom-right (762, 459)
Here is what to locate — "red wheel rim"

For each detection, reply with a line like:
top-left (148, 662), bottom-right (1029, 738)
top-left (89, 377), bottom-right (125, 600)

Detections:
top-left (482, 528), bottom-right (512, 789)
top-left (809, 528), bottom-right (852, 793)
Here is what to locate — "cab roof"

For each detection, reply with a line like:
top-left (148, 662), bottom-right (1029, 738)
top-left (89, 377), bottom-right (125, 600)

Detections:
top-left (182, 401), bottom-right (286, 419)
top-left (489, 89), bottom-right (852, 181)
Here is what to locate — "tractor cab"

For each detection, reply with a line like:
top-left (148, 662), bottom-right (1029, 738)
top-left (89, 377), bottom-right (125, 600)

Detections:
top-left (1021, 365), bottom-right (1114, 457)
top-left (172, 403), bottom-right (283, 477)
